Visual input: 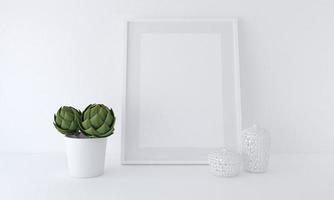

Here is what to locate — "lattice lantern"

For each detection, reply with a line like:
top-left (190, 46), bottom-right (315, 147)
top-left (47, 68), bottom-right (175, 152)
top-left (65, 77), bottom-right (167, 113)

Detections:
top-left (208, 148), bottom-right (242, 177)
top-left (242, 125), bottom-right (271, 173)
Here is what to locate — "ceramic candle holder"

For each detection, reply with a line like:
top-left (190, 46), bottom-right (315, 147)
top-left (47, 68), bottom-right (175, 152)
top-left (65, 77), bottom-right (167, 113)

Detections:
top-left (242, 125), bottom-right (271, 173)
top-left (208, 148), bottom-right (242, 177)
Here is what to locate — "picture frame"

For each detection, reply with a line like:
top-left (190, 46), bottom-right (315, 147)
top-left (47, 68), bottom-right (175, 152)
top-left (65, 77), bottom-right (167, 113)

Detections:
top-left (121, 18), bottom-right (241, 164)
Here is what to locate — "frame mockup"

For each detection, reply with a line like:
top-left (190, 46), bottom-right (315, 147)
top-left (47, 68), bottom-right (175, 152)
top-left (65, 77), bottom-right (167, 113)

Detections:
top-left (122, 18), bottom-right (241, 164)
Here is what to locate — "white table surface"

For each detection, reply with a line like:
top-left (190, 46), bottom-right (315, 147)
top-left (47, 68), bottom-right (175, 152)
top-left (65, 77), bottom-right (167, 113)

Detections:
top-left (0, 153), bottom-right (333, 200)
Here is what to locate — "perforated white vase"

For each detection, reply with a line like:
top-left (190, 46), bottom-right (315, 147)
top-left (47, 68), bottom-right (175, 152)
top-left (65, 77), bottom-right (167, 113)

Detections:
top-left (208, 148), bottom-right (242, 177)
top-left (65, 136), bottom-right (107, 178)
top-left (242, 125), bottom-right (270, 173)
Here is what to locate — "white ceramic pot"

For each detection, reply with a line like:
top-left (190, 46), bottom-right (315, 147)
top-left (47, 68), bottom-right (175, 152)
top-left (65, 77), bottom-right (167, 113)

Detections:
top-left (65, 136), bottom-right (107, 178)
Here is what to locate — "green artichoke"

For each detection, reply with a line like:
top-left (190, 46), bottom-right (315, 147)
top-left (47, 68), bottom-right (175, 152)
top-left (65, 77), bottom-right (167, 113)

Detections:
top-left (80, 104), bottom-right (115, 138)
top-left (53, 106), bottom-right (81, 135)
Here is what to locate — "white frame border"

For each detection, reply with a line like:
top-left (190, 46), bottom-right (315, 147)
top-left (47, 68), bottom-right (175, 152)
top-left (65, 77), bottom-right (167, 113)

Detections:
top-left (121, 18), bottom-right (242, 165)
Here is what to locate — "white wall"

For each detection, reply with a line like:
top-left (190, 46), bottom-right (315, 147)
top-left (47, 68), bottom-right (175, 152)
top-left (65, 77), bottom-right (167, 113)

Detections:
top-left (1, 0), bottom-right (333, 155)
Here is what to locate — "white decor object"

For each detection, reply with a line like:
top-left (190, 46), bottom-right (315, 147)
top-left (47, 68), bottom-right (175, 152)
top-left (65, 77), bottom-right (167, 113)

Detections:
top-left (65, 136), bottom-right (107, 178)
top-left (242, 125), bottom-right (270, 173)
top-left (122, 18), bottom-right (241, 164)
top-left (208, 148), bottom-right (241, 177)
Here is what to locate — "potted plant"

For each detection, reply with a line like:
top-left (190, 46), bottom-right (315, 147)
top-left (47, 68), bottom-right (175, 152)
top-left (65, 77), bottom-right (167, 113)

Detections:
top-left (53, 104), bottom-right (115, 178)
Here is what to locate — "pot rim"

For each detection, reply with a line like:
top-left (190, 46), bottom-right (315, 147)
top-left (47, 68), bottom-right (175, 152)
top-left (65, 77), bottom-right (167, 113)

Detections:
top-left (65, 135), bottom-right (108, 140)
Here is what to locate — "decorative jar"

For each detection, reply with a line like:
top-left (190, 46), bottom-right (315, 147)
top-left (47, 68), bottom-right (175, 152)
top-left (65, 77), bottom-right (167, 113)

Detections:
top-left (242, 125), bottom-right (270, 173)
top-left (208, 148), bottom-right (242, 177)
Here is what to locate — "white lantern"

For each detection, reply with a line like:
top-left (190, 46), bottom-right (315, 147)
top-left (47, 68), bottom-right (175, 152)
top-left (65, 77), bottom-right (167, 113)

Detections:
top-left (208, 148), bottom-right (242, 177)
top-left (242, 125), bottom-right (270, 173)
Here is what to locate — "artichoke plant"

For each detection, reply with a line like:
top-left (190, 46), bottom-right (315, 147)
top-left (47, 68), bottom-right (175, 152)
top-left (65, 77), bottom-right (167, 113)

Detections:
top-left (80, 104), bottom-right (116, 138)
top-left (53, 106), bottom-right (81, 135)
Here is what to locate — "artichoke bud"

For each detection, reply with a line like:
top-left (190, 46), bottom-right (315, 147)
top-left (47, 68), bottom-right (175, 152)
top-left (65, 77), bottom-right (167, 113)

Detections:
top-left (53, 106), bottom-right (81, 135)
top-left (80, 104), bottom-right (115, 138)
